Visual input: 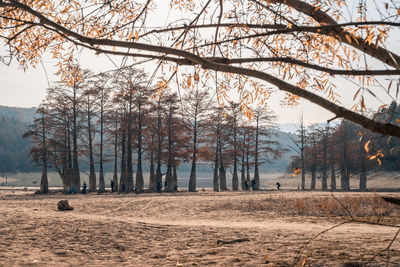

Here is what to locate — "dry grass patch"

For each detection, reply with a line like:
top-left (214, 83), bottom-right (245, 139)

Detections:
top-left (220, 194), bottom-right (400, 223)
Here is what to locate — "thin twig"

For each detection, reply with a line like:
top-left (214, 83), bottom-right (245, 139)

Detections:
top-left (294, 220), bottom-right (351, 265)
top-left (366, 228), bottom-right (400, 265)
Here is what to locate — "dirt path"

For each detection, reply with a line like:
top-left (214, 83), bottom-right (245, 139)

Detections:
top-left (1, 190), bottom-right (400, 266)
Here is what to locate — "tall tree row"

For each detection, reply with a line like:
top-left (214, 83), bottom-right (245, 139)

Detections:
top-left (26, 65), bottom-right (283, 193)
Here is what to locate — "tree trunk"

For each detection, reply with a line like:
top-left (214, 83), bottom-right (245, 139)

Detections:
top-left (71, 86), bottom-right (80, 193)
top-left (330, 150), bottom-right (336, 191)
top-left (219, 163), bottom-right (227, 191)
top-left (301, 123), bottom-right (305, 190)
top-left (232, 125), bottom-right (238, 190)
top-left (311, 166), bottom-right (316, 190)
top-left (67, 117), bottom-right (73, 192)
top-left (125, 103), bottom-right (134, 193)
top-left (213, 140), bottom-right (219, 191)
top-left (253, 117), bottom-right (260, 190)
top-left (112, 117), bottom-right (118, 192)
top-left (40, 112), bottom-right (48, 194)
top-left (119, 114), bottom-right (126, 193)
top-left (148, 145), bottom-right (156, 192)
top-left (189, 155), bottom-right (197, 192)
top-left (98, 102), bottom-right (105, 193)
top-left (87, 101), bottom-right (96, 192)
top-left (360, 139), bottom-right (367, 191)
top-left (340, 162), bottom-right (347, 191)
top-left (246, 147), bottom-right (250, 185)
top-left (135, 103), bottom-right (144, 192)
top-left (166, 107), bottom-right (174, 192)
top-left (155, 150), bottom-right (162, 192)
top-left (219, 139), bottom-right (227, 191)
top-left (311, 138), bottom-right (316, 190)
top-left (241, 133), bottom-right (246, 190)
top-left (173, 155), bottom-right (178, 190)
top-left (341, 124), bottom-right (350, 191)
top-left (188, 119), bottom-right (197, 192)
top-left (321, 134), bottom-right (328, 190)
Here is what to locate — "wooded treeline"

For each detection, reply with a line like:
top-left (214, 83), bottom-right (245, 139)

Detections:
top-left (290, 102), bottom-right (400, 191)
top-left (0, 110), bottom-right (35, 172)
top-left (24, 65), bottom-right (283, 194)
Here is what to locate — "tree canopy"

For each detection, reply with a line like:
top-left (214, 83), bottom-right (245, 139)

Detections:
top-left (1, 0), bottom-right (400, 136)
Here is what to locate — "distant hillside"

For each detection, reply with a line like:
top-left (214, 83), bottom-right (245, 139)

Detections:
top-left (0, 106), bottom-right (37, 172)
top-left (0, 105), bottom-right (35, 122)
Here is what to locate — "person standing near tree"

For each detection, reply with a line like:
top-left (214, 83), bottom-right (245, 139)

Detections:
top-left (276, 182), bottom-right (281, 190)
top-left (82, 181), bottom-right (87, 194)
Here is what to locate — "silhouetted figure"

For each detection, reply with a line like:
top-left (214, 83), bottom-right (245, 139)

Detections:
top-left (244, 180), bottom-right (249, 191)
top-left (82, 181), bottom-right (87, 194)
top-left (174, 184), bottom-right (178, 191)
top-left (251, 179), bottom-right (256, 191)
top-left (111, 180), bottom-right (115, 192)
top-left (164, 180), bottom-right (168, 191)
top-left (276, 182), bottom-right (281, 190)
top-left (156, 181), bottom-right (161, 193)
top-left (121, 183), bottom-right (125, 193)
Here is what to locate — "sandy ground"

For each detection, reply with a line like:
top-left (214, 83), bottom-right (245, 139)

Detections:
top-left (1, 190), bottom-right (400, 266)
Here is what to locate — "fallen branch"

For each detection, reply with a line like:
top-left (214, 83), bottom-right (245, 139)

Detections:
top-left (216, 238), bottom-right (250, 245)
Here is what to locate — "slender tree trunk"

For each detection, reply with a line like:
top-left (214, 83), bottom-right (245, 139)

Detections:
top-left (189, 153), bottom-right (197, 192)
top-left (219, 138), bottom-right (227, 191)
top-left (62, 128), bottom-right (69, 193)
top-left (148, 144), bottom-right (156, 192)
top-left (67, 117), bottom-right (73, 192)
top-left (321, 134), bottom-right (328, 190)
top-left (330, 156), bottom-right (336, 191)
top-left (241, 132), bottom-right (246, 190)
top-left (125, 101), bottom-right (134, 193)
top-left (360, 139), bottom-right (367, 190)
top-left (246, 147), bottom-right (250, 185)
top-left (232, 124), bottom-right (238, 190)
top-left (341, 124), bottom-right (350, 191)
top-left (213, 139), bottom-right (219, 192)
top-left (172, 158), bottom-right (178, 190)
top-left (119, 113), bottom-right (126, 193)
top-left (71, 86), bottom-right (80, 193)
top-left (340, 161), bottom-right (347, 191)
top-left (113, 117), bottom-right (118, 192)
top-left (311, 138), bottom-right (316, 190)
top-left (188, 119), bottom-right (197, 192)
top-left (166, 107), bottom-right (174, 192)
top-left (40, 112), bottom-right (48, 194)
top-left (311, 166), bottom-right (316, 190)
top-left (98, 100), bottom-right (105, 193)
top-left (219, 162), bottom-right (227, 191)
top-left (253, 116), bottom-right (260, 190)
top-left (301, 123), bottom-right (305, 190)
top-left (87, 99), bottom-right (96, 192)
top-left (156, 108), bottom-right (163, 193)
top-left (135, 103), bottom-right (144, 192)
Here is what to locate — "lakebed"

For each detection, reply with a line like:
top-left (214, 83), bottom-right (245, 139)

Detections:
top-left (1, 189), bottom-right (400, 266)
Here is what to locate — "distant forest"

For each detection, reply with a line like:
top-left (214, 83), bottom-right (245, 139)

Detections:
top-left (289, 101), bottom-right (400, 191)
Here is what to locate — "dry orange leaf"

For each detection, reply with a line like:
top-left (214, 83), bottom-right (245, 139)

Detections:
top-left (364, 140), bottom-right (370, 153)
